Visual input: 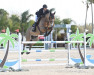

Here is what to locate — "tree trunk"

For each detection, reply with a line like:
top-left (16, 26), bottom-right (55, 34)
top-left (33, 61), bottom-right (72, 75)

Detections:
top-left (78, 44), bottom-right (84, 63)
top-left (85, 3), bottom-right (89, 30)
top-left (91, 1), bottom-right (93, 34)
top-left (0, 40), bottom-right (9, 68)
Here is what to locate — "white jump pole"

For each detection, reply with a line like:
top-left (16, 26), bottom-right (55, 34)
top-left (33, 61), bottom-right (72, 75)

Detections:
top-left (18, 33), bottom-right (22, 69)
top-left (84, 30), bottom-right (86, 67)
top-left (22, 41), bottom-right (84, 44)
top-left (68, 32), bottom-right (70, 65)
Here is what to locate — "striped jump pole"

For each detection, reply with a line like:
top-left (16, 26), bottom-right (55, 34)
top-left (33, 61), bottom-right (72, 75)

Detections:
top-left (22, 58), bottom-right (67, 62)
top-left (22, 50), bottom-right (67, 53)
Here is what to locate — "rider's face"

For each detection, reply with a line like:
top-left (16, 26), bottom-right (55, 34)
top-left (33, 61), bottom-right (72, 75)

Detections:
top-left (43, 8), bottom-right (47, 11)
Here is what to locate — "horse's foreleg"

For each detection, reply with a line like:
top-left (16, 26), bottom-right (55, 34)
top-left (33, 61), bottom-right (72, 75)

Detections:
top-left (23, 44), bottom-right (25, 50)
top-left (29, 44), bottom-right (35, 50)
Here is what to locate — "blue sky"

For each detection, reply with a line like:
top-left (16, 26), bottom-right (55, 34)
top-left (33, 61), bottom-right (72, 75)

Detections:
top-left (0, 0), bottom-right (94, 25)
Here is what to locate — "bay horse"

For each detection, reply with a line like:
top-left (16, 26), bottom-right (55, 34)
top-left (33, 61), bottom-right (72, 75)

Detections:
top-left (22, 10), bottom-right (55, 54)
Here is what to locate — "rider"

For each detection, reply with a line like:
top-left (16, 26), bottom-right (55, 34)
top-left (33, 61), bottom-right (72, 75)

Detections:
top-left (32, 4), bottom-right (49, 32)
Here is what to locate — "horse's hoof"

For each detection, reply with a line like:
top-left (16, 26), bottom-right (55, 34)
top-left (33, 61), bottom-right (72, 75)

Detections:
top-left (26, 52), bottom-right (30, 55)
top-left (21, 52), bottom-right (24, 55)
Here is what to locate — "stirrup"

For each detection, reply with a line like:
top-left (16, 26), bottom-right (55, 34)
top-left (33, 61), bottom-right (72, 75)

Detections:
top-left (32, 28), bottom-right (36, 32)
top-left (32, 26), bottom-right (36, 32)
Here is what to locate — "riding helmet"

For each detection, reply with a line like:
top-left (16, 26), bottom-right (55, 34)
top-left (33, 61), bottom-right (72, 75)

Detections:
top-left (43, 4), bottom-right (47, 8)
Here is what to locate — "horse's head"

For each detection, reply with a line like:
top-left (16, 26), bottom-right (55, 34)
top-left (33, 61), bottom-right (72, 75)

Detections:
top-left (49, 10), bottom-right (55, 25)
top-left (44, 9), bottom-right (55, 27)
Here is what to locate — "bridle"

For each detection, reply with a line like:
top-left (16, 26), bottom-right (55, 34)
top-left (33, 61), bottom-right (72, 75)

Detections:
top-left (44, 13), bottom-right (55, 36)
top-left (45, 12), bottom-right (55, 27)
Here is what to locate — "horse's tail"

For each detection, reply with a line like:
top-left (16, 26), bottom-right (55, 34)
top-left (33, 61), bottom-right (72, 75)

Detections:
top-left (26, 27), bottom-right (32, 41)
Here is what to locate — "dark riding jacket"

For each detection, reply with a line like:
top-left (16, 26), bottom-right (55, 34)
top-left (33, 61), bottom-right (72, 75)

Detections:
top-left (36, 8), bottom-right (49, 17)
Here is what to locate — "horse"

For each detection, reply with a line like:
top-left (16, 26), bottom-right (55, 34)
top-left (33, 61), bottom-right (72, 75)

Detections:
top-left (22, 10), bottom-right (55, 54)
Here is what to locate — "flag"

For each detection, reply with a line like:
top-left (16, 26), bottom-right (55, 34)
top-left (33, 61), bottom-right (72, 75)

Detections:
top-left (15, 29), bottom-right (19, 32)
top-left (2, 29), bottom-right (5, 33)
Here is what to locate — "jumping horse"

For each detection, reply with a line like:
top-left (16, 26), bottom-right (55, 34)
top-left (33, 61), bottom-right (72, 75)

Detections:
top-left (22, 10), bottom-right (55, 54)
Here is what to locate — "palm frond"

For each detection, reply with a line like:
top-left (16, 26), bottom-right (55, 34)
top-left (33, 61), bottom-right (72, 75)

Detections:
top-left (71, 38), bottom-right (77, 41)
top-left (10, 34), bottom-right (18, 38)
top-left (87, 38), bottom-right (91, 43)
top-left (79, 38), bottom-right (83, 46)
top-left (6, 27), bottom-right (10, 36)
top-left (0, 34), bottom-right (6, 37)
top-left (10, 38), bottom-right (18, 43)
top-left (70, 34), bottom-right (76, 38)
top-left (79, 38), bottom-right (84, 41)
top-left (3, 39), bottom-right (8, 47)
top-left (91, 36), bottom-right (94, 40)
top-left (8, 38), bottom-right (15, 48)
top-left (86, 33), bottom-right (93, 37)
top-left (89, 39), bottom-right (93, 47)
top-left (76, 28), bottom-right (79, 35)
top-left (0, 38), bottom-right (6, 47)
top-left (78, 33), bottom-right (84, 37)
top-left (72, 39), bottom-right (76, 47)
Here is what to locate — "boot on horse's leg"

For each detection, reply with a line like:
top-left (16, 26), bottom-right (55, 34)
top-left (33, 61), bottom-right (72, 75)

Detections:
top-left (32, 17), bottom-right (40, 32)
top-left (21, 44), bottom-right (25, 55)
top-left (26, 44), bottom-right (31, 54)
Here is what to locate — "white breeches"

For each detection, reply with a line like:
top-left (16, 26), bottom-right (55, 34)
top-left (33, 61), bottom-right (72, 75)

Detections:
top-left (35, 15), bottom-right (38, 22)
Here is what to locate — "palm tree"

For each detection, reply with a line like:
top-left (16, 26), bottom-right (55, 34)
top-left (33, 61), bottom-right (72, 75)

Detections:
top-left (0, 27), bottom-right (18, 68)
top-left (87, 0), bottom-right (94, 33)
top-left (84, 1), bottom-right (89, 30)
top-left (20, 10), bottom-right (33, 41)
top-left (86, 31), bottom-right (94, 47)
top-left (70, 28), bottom-right (84, 63)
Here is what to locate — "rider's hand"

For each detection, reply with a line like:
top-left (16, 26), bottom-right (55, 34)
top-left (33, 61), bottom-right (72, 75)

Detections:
top-left (41, 15), bottom-right (45, 17)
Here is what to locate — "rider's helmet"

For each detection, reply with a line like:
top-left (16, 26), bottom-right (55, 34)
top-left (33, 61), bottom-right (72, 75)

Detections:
top-left (43, 4), bottom-right (47, 8)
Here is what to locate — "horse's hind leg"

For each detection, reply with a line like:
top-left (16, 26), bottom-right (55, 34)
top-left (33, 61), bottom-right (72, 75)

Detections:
top-left (29, 44), bottom-right (32, 50)
top-left (23, 44), bottom-right (25, 50)
top-left (26, 44), bottom-right (33, 54)
top-left (26, 36), bottom-right (38, 54)
top-left (21, 44), bottom-right (26, 55)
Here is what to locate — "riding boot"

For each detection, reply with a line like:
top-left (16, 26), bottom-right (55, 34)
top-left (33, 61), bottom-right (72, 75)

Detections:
top-left (32, 22), bottom-right (37, 32)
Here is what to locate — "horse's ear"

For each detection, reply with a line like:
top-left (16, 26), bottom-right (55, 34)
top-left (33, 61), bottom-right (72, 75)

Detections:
top-left (53, 11), bottom-right (56, 15)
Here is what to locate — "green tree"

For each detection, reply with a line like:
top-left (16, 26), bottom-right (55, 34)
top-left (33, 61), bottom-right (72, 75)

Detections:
top-left (62, 18), bottom-right (76, 33)
top-left (87, 0), bottom-right (94, 33)
top-left (54, 16), bottom-right (61, 24)
top-left (20, 10), bottom-right (33, 40)
top-left (0, 9), bottom-right (9, 31)
top-left (84, 0), bottom-right (94, 33)
top-left (53, 16), bottom-right (62, 40)
top-left (62, 18), bottom-right (73, 24)
top-left (10, 15), bottom-right (20, 32)
top-left (23, 20), bottom-right (34, 33)
top-left (71, 25), bottom-right (77, 33)
top-left (28, 20), bottom-right (34, 26)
